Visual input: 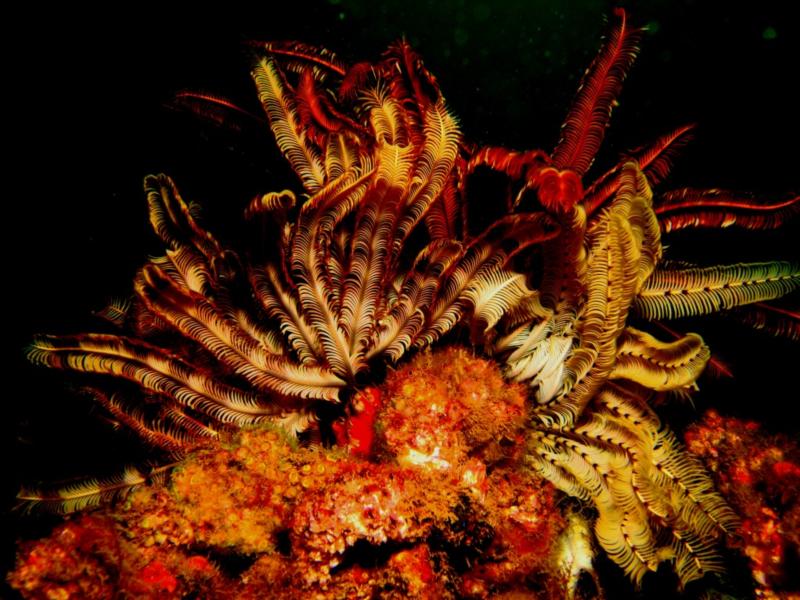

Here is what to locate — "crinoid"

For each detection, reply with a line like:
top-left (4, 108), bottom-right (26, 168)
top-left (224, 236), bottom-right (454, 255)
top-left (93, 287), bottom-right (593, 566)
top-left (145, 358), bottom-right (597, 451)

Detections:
top-left (14, 8), bottom-right (799, 598)
top-left (23, 39), bottom-right (552, 506)
top-left (466, 9), bottom-right (798, 585)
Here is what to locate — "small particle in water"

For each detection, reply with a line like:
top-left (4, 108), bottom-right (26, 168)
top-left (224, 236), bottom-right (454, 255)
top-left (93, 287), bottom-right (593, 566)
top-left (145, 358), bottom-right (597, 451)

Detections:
top-left (645, 20), bottom-right (660, 35)
top-left (762, 26), bottom-right (777, 40)
top-left (338, 11), bottom-right (346, 21)
top-left (454, 28), bottom-right (469, 46)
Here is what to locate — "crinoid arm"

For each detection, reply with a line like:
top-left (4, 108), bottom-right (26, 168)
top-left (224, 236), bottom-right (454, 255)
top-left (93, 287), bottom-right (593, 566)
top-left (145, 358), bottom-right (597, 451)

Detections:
top-left (253, 58), bottom-right (327, 192)
top-left (582, 123), bottom-right (695, 215)
top-left (18, 464), bottom-right (175, 515)
top-left (527, 383), bottom-right (739, 587)
top-left (248, 40), bottom-right (347, 79)
top-left (551, 8), bottom-right (642, 176)
top-left (633, 261), bottom-right (800, 321)
top-left (655, 188), bottom-right (800, 233)
top-left (725, 300), bottom-right (800, 341)
top-left (610, 326), bottom-right (710, 392)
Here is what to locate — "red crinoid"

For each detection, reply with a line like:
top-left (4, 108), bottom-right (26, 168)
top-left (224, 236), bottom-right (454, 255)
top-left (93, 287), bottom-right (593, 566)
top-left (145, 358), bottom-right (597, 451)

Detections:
top-left (13, 8), bottom-right (799, 598)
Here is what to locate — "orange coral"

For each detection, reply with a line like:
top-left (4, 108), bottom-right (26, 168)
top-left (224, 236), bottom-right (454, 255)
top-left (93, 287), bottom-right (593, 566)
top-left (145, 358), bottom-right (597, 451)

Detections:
top-left (8, 513), bottom-right (224, 599)
top-left (378, 347), bottom-right (529, 472)
top-left (686, 410), bottom-right (800, 598)
top-left (10, 348), bottom-right (567, 599)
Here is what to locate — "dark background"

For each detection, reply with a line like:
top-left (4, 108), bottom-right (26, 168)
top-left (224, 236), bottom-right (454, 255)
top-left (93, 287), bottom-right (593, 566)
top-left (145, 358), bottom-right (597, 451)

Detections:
top-left (5, 0), bottom-right (799, 597)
